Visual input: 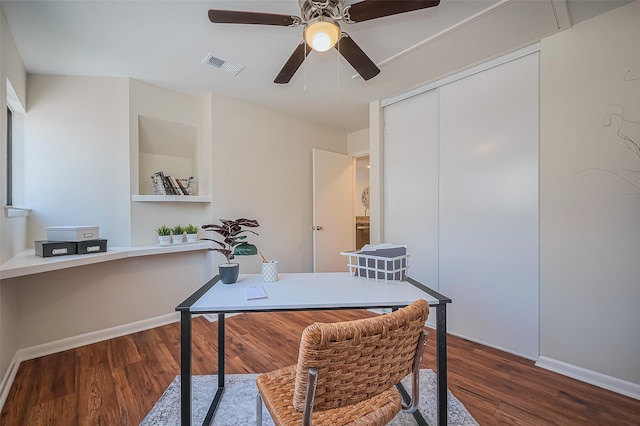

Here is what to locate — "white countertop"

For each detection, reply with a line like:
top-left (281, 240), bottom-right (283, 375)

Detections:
top-left (0, 241), bottom-right (213, 280)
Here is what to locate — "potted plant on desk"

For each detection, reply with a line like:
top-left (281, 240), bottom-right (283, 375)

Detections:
top-left (201, 218), bottom-right (259, 284)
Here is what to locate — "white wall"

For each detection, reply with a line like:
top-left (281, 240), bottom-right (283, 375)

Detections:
top-left (129, 79), bottom-right (211, 246)
top-left (0, 7), bottom-right (27, 385)
top-left (539, 1), bottom-right (640, 388)
top-left (0, 8), bottom-right (27, 263)
top-left (10, 252), bottom-right (210, 348)
top-left (347, 128), bottom-right (369, 155)
top-left (24, 75), bottom-right (131, 246)
top-left (208, 93), bottom-right (348, 273)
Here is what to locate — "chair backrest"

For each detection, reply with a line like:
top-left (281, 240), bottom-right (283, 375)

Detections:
top-left (292, 299), bottom-right (430, 412)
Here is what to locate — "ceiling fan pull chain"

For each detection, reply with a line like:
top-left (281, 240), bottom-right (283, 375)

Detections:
top-left (336, 37), bottom-right (340, 100)
top-left (304, 42), bottom-right (308, 91)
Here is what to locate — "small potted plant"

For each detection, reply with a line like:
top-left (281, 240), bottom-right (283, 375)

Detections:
top-left (184, 224), bottom-right (200, 243)
top-left (172, 225), bottom-right (185, 244)
top-left (201, 218), bottom-right (259, 284)
top-left (156, 224), bottom-right (172, 246)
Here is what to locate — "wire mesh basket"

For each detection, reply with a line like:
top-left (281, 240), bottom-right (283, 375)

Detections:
top-left (341, 249), bottom-right (409, 283)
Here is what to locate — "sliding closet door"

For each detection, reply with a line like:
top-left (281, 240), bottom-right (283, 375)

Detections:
top-left (439, 53), bottom-right (539, 359)
top-left (383, 89), bottom-right (439, 295)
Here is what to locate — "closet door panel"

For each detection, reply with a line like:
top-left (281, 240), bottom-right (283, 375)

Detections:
top-left (383, 90), bottom-right (440, 295)
top-left (439, 53), bottom-right (539, 358)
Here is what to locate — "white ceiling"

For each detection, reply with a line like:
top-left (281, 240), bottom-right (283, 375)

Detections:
top-left (1, 0), bottom-right (631, 133)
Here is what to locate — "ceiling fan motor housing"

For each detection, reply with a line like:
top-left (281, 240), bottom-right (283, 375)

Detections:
top-left (299, 0), bottom-right (344, 22)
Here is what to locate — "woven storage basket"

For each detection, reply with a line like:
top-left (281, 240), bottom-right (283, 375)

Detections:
top-left (341, 249), bottom-right (408, 282)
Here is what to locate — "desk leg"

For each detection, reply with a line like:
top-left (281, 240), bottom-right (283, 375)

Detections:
top-left (436, 304), bottom-right (448, 426)
top-left (218, 313), bottom-right (225, 386)
top-left (201, 314), bottom-right (226, 426)
top-left (180, 311), bottom-right (192, 426)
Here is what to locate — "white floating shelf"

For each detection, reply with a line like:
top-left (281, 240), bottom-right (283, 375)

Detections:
top-left (132, 195), bottom-right (211, 203)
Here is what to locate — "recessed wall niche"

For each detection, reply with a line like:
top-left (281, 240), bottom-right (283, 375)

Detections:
top-left (138, 115), bottom-right (198, 196)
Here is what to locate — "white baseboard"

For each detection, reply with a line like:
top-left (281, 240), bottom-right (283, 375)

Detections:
top-left (447, 330), bottom-right (538, 361)
top-left (0, 353), bottom-right (21, 413)
top-left (536, 356), bottom-right (640, 400)
top-left (0, 312), bottom-right (181, 411)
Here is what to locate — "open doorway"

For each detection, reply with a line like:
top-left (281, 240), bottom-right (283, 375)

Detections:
top-left (354, 155), bottom-right (370, 249)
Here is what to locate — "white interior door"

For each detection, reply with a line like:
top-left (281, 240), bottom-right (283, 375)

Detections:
top-left (313, 149), bottom-right (354, 272)
top-left (383, 89), bottom-right (440, 291)
top-left (438, 52), bottom-right (539, 359)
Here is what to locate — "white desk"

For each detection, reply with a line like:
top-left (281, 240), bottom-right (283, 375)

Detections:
top-left (177, 272), bottom-right (451, 426)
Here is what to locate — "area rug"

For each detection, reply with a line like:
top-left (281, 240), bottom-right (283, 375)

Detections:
top-left (141, 370), bottom-right (477, 425)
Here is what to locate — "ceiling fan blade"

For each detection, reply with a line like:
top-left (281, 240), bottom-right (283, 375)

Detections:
top-left (346, 0), bottom-right (440, 22)
top-left (336, 34), bottom-right (380, 81)
top-left (274, 42), bottom-right (311, 84)
top-left (208, 9), bottom-right (300, 26)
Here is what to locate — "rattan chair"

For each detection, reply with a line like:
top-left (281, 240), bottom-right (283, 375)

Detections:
top-left (256, 299), bottom-right (430, 426)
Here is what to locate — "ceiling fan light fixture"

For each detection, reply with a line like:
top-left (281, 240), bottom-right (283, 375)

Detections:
top-left (304, 18), bottom-right (340, 52)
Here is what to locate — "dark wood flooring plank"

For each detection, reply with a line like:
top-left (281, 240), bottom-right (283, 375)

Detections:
top-left (1, 358), bottom-right (45, 425)
top-left (75, 364), bottom-right (122, 426)
top-left (122, 360), bottom-right (172, 420)
top-left (106, 334), bottom-right (142, 370)
top-left (190, 317), bottom-right (220, 375)
top-left (25, 394), bottom-right (78, 426)
top-left (36, 349), bottom-right (77, 404)
top-left (110, 366), bottom-right (147, 423)
top-left (131, 328), bottom-right (178, 378)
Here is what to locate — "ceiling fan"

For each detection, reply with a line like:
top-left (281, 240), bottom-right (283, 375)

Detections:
top-left (208, 0), bottom-right (440, 84)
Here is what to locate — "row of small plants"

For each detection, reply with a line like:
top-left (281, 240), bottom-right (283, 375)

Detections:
top-left (155, 224), bottom-right (200, 236)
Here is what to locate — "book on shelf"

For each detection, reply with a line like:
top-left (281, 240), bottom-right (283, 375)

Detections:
top-left (162, 174), bottom-right (176, 195)
top-left (178, 177), bottom-right (195, 195)
top-left (167, 175), bottom-right (182, 195)
top-left (175, 178), bottom-right (190, 195)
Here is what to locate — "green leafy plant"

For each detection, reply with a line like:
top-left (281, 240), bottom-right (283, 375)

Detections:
top-left (156, 225), bottom-right (171, 236)
top-left (172, 224), bottom-right (185, 236)
top-left (202, 218), bottom-right (259, 263)
top-left (184, 224), bottom-right (200, 234)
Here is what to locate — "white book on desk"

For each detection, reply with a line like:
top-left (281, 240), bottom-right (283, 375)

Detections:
top-left (244, 285), bottom-right (267, 300)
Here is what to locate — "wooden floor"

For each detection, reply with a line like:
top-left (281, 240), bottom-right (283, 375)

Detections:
top-left (2, 310), bottom-right (639, 425)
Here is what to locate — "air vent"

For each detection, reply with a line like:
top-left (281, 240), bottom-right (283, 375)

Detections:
top-left (202, 52), bottom-right (244, 76)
